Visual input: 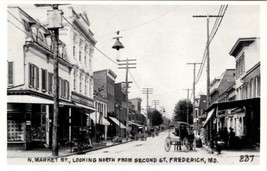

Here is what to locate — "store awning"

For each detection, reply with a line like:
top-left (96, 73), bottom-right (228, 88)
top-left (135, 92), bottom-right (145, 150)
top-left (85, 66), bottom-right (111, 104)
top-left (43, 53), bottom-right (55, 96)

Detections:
top-left (128, 121), bottom-right (141, 127)
top-left (109, 117), bottom-right (126, 129)
top-left (203, 108), bottom-right (215, 127)
top-left (8, 95), bottom-right (53, 104)
top-left (74, 102), bottom-right (95, 111)
top-left (86, 112), bottom-right (110, 126)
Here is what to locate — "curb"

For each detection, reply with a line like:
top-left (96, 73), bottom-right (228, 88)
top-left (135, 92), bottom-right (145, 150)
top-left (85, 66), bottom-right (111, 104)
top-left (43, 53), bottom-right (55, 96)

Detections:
top-left (59, 139), bottom-right (134, 158)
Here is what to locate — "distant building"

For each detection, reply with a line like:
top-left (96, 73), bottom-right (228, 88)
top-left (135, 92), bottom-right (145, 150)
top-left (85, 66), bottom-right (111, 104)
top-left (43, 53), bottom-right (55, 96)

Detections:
top-left (94, 69), bottom-right (125, 138)
top-left (195, 94), bottom-right (207, 134)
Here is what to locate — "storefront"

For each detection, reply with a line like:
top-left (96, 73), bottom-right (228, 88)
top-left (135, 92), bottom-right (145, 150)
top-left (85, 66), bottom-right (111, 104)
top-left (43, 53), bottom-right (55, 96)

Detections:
top-left (203, 97), bottom-right (260, 149)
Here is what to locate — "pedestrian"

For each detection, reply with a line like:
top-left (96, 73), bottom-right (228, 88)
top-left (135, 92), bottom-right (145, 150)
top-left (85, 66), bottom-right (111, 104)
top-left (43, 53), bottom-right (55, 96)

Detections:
top-left (214, 133), bottom-right (223, 155)
top-left (229, 127), bottom-right (235, 148)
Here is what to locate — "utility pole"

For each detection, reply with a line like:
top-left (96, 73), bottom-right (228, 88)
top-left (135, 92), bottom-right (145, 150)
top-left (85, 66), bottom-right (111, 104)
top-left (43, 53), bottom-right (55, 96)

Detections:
top-left (118, 59), bottom-right (136, 140)
top-left (193, 14), bottom-right (223, 108)
top-left (151, 100), bottom-right (159, 126)
top-left (187, 62), bottom-right (202, 129)
top-left (142, 88), bottom-right (153, 126)
top-left (152, 100), bottom-right (160, 110)
top-left (36, 4), bottom-right (64, 156)
top-left (183, 89), bottom-right (192, 124)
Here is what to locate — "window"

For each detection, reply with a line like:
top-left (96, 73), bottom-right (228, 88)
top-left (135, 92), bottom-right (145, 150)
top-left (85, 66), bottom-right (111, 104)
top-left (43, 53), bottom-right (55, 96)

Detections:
top-left (65, 80), bottom-right (69, 99)
top-left (73, 69), bottom-right (76, 90)
top-left (79, 73), bottom-right (82, 93)
top-left (8, 62), bottom-right (13, 85)
top-left (85, 76), bottom-right (87, 95)
top-left (41, 69), bottom-right (47, 92)
top-left (84, 45), bottom-right (88, 66)
top-left (79, 39), bottom-right (83, 62)
top-left (48, 72), bottom-right (53, 94)
top-left (29, 63), bottom-right (39, 89)
top-left (58, 78), bottom-right (69, 99)
top-left (73, 33), bottom-right (77, 58)
top-left (89, 78), bottom-right (92, 97)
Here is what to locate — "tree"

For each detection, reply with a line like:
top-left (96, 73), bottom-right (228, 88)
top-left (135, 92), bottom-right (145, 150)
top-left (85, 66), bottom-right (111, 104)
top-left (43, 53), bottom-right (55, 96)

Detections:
top-left (149, 110), bottom-right (163, 126)
top-left (173, 99), bottom-right (193, 124)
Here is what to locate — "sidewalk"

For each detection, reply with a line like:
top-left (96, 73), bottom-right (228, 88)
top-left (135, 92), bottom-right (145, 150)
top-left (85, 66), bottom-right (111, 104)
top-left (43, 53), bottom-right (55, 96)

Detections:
top-left (7, 139), bottom-right (132, 158)
top-left (201, 144), bottom-right (260, 157)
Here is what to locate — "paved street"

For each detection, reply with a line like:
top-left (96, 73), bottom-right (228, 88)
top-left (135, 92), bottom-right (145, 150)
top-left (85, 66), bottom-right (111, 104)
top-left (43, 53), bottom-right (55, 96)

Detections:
top-left (8, 130), bottom-right (259, 165)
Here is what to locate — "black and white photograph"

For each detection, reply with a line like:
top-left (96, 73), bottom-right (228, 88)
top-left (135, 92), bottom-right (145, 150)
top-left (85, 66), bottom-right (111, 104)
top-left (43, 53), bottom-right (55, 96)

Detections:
top-left (2, 1), bottom-right (266, 170)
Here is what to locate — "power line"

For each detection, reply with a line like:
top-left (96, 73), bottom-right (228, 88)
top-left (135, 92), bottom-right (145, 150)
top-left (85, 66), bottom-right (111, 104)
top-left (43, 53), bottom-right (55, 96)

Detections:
top-left (129, 70), bottom-right (141, 91)
top-left (61, 15), bottom-right (118, 65)
top-left (120, 7), bottom-right (177, 32)
top-left (96, 6), bottom-right (177, 38)
top-left (7, 19), bottom-right (28, 35)
top-left (195, 5), bottom-right (226, 83)
top-left (194, 5), bottom-right (228, 84)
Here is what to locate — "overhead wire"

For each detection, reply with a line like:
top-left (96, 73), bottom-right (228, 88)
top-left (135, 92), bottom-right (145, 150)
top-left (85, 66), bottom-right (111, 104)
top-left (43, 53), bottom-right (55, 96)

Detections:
top-left (195, 5), bottom-right (228, 84)
top-left (96, 6), bottom-right (177, 38)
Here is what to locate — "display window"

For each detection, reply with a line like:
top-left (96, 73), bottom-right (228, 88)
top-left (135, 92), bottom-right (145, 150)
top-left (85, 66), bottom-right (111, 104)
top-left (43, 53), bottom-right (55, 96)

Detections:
top-left (7, 120), bottom-right (25, 142)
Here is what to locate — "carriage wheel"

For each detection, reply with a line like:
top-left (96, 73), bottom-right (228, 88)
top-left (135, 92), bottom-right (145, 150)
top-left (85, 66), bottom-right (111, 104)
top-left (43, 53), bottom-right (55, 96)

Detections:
top-left (164, 137), bottom-right (171, 152)
top-left (183, 137), bottom-right (190, 152)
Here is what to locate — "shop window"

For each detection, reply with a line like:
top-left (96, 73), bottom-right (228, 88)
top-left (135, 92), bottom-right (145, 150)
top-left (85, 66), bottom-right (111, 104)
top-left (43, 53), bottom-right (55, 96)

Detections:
top-left (29, 63), bottom-right (39, 90)
top-left (7, 120), bottom-right (24, 142)
top-left (41, 68), bottom-right (47, 92)
top-left (8, 62), bottom-right (13, 86)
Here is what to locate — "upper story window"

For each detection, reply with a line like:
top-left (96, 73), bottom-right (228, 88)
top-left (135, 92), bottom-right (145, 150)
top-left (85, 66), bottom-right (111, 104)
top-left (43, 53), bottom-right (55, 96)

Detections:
top-left (79, 39), bottom-right (83, 62)
top-left (73, 33), bottom-right (77, 58)
top-left (79, 73), bottom-right (82, 93)
top-left (29, 63), bottom-right (39, 90)
top-left (85, 76), bottom-right (88, 95)
top-left (48, 72), bottom-right (53, 94)
top-left (84, 44), bottom-right (88, 66)
top-left (41, 68), bottom-right (47, 92)
top-left (73, 69), bottom-right (77, 90)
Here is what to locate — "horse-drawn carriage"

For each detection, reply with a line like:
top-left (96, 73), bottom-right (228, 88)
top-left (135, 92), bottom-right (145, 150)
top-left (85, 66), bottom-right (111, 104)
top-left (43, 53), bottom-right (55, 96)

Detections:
top-left (164, 121), bottom-right (196, 152)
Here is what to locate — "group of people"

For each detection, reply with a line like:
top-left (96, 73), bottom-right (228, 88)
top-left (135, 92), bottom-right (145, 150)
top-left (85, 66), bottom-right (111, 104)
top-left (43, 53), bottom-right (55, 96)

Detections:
top-left (214, 127), bottom-right (236, 155)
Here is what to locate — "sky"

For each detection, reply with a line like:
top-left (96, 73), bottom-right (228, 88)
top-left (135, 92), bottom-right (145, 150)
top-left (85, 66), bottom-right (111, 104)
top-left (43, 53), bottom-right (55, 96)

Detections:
top-left (11, 3), bottom-right (260, 119)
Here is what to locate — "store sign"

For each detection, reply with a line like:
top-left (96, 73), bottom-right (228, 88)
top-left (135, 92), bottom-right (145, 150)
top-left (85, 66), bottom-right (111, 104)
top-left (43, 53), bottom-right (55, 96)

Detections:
top-left (71, 92), bottom-right (94, 107)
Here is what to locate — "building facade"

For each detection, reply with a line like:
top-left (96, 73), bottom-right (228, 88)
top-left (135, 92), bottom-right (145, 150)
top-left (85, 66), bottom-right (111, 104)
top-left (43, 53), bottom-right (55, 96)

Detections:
top-left (228, 37), bottom-right (260, 144)
top-left (59, 6), bottom-right (97, 144)
top-left (7, 7), bottom-right (72, 149)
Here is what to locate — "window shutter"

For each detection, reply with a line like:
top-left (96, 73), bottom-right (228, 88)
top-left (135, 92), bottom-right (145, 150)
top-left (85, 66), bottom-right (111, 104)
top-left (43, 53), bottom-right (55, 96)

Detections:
top-left (8, 62), bottom-right (13, 85)
top-left (29, 64), bottom-right (33, 88)
top-left (42, 69), bottom-right (47, 92)
top-left (36, 66), bottom-right (39, 89)
top-left (67, 81), bottom-right (69, 99)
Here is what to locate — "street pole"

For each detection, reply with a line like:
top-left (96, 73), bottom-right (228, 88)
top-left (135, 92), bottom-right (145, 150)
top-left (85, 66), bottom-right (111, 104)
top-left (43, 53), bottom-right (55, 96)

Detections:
top-left (152, 100), bottom-right (159, 110)
top-left (183, 89), bottom-right (192, 124)
top-left (35, 4), bottom-right (64, 156)
top-left (118, 58), bottom-right (136, 140)
top-left (142, 88), bottom-right (153, 126)
top-left (187, 62), bottom-right (202, 129)
top-left (52, 28), bottom-right (59, 156)
top-left (193, 14), bottom-right (223, 108)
